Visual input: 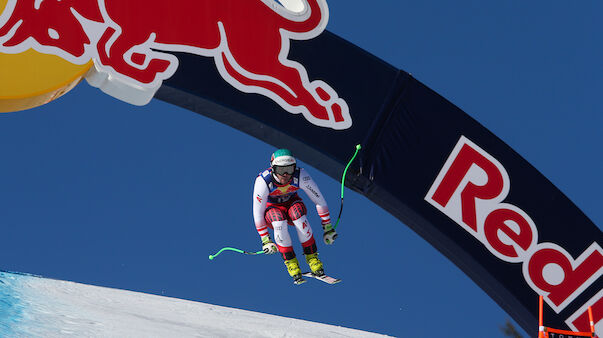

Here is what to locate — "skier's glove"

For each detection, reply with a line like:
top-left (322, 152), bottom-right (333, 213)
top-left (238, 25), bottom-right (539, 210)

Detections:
top-left (261, 235), bottom-right (278, 254)
top-left (322, 223), bottom-right (337, 245)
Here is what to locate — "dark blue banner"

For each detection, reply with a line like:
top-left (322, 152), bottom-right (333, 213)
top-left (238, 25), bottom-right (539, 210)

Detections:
top-left (156, 29), bottom-right (602, 335)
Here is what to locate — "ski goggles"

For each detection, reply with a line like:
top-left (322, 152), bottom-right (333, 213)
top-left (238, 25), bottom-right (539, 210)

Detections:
top-left (273, 164), bottom-right (296, 175)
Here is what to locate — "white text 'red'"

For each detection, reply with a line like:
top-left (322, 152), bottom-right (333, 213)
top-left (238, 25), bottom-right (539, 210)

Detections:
top-left (425, 136), bottom-right (602, 332)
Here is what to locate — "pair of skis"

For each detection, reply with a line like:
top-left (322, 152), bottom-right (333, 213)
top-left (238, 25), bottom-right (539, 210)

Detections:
top-left (294, 272), bottom-right (341, 285)
top-left (208, 249), bottom-right (341, 285)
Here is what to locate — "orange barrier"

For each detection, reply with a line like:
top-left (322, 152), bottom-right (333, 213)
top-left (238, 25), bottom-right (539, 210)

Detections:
top-left (538, 295), bottom-right (597, 338)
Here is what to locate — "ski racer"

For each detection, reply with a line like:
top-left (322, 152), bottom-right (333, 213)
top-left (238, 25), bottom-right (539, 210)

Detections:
top-left (253, 149), bottom-right (337, 284)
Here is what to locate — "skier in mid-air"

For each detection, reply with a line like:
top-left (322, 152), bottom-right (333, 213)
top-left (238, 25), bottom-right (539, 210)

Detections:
top-left (253, 149), bottom-right (337, 284)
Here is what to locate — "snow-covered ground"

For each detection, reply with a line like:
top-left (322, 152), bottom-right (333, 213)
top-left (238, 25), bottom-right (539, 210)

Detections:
top-left (0, 271), bottom-right (390, 337)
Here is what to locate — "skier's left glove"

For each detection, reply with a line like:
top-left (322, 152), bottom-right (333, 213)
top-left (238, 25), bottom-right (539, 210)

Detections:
top-left (322, 223), bottom-right (337, 245)
top-left (261, 235), bottom-right (278, 254)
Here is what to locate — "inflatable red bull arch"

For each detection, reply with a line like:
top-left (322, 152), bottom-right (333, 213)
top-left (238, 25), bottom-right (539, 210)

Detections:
top-left (0, 0), bottom-right (601, 334)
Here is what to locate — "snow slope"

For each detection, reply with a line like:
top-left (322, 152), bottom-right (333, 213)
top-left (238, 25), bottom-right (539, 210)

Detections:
top-left (0, 271), bottom-right (390, 337)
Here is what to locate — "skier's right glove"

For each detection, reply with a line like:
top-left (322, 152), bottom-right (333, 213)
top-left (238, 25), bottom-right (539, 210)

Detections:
top-left (322, 223), bottom-right (338, 245)
top-left (261, 235), bottom-right (278, 254)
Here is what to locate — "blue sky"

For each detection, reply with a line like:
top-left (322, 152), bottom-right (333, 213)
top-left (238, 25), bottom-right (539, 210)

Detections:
top-left (1, 1), bottom-right (601, 337)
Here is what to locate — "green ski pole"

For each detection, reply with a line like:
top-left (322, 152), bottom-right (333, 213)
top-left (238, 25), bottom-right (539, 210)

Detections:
top-left (209, 247), bottom-right (264, 260)
top-left (334, 144), bottom-right (361, 230)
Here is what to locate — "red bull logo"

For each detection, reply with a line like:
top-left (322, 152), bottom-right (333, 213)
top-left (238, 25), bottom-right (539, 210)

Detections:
top-left (425, 136), bottom-right (603, 333)
top-left (0, 0), bottom-right (351, 129)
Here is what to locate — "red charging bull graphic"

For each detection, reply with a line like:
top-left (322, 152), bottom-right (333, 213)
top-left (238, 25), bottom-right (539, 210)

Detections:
top-left (0, 0), bottom-right (351, 129)
top-left (425, 136), bottom-right (603, 333)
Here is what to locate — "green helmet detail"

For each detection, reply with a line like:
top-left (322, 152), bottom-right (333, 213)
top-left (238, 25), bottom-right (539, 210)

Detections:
top-left (270, 149), bottom-right (296, 167)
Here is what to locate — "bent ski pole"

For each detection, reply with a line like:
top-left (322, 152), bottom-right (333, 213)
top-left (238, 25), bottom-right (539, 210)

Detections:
top-left (334, 144), bottom-right (361, 230)
top-left (209, 247), bottom-right (264, 260)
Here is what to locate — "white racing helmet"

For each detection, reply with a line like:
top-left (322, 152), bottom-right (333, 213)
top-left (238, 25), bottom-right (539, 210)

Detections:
top-left (270, 149), bottom-right (296, 175)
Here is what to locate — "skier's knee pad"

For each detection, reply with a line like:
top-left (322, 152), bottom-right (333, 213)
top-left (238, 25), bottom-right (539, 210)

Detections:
top-left (288, 201), bottom-right (307, 220)
top-left (265, 207), bottom-right (286, 224)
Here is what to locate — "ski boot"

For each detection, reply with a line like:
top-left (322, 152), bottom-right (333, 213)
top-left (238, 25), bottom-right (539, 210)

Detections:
top-left (284, 257), bottom-right (305, 285)
top-left (305, 253), bottom-right (325, 277)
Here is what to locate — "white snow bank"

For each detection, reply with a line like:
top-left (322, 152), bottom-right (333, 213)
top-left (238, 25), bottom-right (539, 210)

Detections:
top-left (0, 272), bottom-right (390, 337)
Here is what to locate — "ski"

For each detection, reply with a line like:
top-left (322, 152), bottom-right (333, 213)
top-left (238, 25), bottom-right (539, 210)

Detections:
top-left (302, 272), bottom-right (341, 284)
